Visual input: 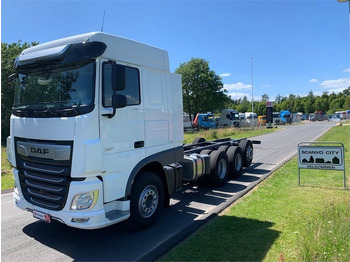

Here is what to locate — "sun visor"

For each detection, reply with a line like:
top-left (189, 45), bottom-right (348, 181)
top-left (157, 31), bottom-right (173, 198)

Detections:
top-left (15, 41), bottom-right (107, 70)
top-left (17, 44), bottom-right (70, 66)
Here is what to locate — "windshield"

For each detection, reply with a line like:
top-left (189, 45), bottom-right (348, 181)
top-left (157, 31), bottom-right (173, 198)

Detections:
top-left (230, 112), bottom-right (239, 120)
top-left (207, 115), bottom-right (215, 122)
top-left (13, 61), bottom-right (95, 117)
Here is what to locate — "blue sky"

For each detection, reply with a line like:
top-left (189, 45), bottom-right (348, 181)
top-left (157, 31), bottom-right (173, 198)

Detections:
top-left (2, 0), bottom-right (350, 101)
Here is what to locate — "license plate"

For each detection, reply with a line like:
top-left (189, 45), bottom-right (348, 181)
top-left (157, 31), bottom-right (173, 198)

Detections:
top-left (33, 210), bottom-right (51, 223)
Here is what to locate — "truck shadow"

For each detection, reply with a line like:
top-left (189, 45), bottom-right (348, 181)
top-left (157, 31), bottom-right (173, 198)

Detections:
top-left (22, 214), bottom-right (280, 261)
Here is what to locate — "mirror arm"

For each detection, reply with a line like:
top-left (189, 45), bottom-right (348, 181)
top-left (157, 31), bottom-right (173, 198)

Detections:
top-left (102, 108), bottom-right (116, 119)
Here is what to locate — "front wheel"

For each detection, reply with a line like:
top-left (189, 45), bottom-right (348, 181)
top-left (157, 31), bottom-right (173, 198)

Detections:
top-left (129, 172), bottom-right (164, 229)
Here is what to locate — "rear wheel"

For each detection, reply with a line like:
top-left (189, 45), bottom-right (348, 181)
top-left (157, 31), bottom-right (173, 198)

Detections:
top-left (227, 146), bottom-right (243, 177)
top-left (129, 172), bottom-right (164, 229)
top-left (239, 140), bottom-right (253, 167)
top-left (200, 149), bottom-right (212, 155)
top-left (217, 145), bottom-right (229, 153)
top-left (209, 150), bottom-right (229, 187)
top-left (193, 137), bottom-right (206, 144)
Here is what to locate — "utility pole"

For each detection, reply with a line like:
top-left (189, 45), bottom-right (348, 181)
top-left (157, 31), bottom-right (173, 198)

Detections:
top-left (251, 57), bottom-right (255, 129)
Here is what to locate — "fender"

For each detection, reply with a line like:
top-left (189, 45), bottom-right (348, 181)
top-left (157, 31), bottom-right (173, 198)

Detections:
top-left (125, 146), bottom-right (183, 197)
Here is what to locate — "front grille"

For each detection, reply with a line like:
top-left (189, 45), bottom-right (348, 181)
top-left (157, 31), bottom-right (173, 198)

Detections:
top-left (15, 138), bottom-right (73, 211)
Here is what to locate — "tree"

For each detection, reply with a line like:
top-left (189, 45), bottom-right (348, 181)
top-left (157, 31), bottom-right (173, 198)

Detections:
top-left (1, 41), bottom-right (38, 145)
top-left (261, 94), bottom-right (269, 102)
top-left (175, 58), bottom-right (227, 120)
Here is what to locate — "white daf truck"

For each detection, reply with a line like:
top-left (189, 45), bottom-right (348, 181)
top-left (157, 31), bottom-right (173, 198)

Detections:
top-left (7, 32), bottom-right (258, 229)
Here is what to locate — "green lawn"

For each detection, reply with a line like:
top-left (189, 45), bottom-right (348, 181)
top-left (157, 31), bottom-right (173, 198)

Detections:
top-left (184, 126), bottom-right (278, 144)
top-left (1, 146), bottom-right (14, 191)
top-left (161, 124), bottom-right (350, 261)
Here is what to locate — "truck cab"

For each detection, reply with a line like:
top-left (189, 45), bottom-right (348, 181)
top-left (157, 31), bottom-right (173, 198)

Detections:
top-left (219, 109), bottom-right (240, 128)
top-left (280, 110), bottom-right (292, 124)
top-left (193, 113), bottom-right (216, 129)
top-left (7, 32), bottom-right (184, 229)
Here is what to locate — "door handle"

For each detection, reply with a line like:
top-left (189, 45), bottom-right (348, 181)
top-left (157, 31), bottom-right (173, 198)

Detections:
top-left (134, 141), bottom-right (144, 148)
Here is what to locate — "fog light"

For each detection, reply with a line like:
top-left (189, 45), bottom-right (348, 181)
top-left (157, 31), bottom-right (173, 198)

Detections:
top-left (72, 217), bottom-right (90, 223)
top-left (71, 190), bottom-right (98, 210)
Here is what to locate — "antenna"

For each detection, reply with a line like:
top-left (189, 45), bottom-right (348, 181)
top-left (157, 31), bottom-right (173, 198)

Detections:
top-left (101, 10), bottom-right (106, 32)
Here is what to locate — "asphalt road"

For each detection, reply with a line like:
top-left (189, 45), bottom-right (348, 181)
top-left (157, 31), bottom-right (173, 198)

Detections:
top-left (1, 121), bottom-right (336, 261)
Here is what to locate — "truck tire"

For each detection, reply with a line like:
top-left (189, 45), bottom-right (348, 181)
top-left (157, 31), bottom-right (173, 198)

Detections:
top-left (209, 150), bottom-right (229, 187)
top-left (193, 137), bottom-right (206, 144)
top-left (129, 172), bottom-right (164, 229)
top-left (200, 149), bottom-right (212, 155)
top-left (239, 140), bottom-right (253, 167)
top-left (217, 145), bottom-right (229, 153)
top-left (227, 146), bottom-right (243, 177)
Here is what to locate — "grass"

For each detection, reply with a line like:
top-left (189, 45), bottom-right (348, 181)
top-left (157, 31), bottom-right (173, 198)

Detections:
top-left (184, 126), bottom-right (278, 144)
top-left (1, 146), bottom-right (14, 191)
top-left (160, 124), bottom-right (350, 261)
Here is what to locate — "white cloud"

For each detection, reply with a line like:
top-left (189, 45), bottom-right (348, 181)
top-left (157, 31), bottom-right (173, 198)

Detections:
top-left (227, 91), bottom-right (260, 101)
top-left (224, 82), bottom-right (252, 91)
top-left (343, 68), bottom-right (350, 73)
top-left (219, 73), bottom-right (231, 77)
top-left (227, 92), bottom-right (250, 100)
top-left (260, 84), bottom-right (271, 88)
top-left (327, 88), bottom-right (347, 94)
top-left (309, 79), bottom-right (319, 83)
top-left (320, 78), bottom-right (350, 92)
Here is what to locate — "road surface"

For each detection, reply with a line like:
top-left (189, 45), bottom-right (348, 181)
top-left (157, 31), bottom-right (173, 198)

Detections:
top-left (1, 121), bottom-right (335, 261)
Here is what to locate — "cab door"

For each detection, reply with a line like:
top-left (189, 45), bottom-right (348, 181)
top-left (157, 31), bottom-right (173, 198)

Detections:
top-left (99, 60), bottom-right (145, 202)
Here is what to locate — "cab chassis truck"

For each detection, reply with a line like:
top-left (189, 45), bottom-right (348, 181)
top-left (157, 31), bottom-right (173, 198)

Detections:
top-left (7, 32), bottom-right (259, 229)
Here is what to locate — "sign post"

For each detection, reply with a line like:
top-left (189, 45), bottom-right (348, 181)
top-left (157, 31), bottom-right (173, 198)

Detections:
top-left (298, 142), bottom-right (346, 188)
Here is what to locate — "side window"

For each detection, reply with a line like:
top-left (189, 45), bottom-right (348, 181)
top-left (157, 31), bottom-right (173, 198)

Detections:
top-left (102, 63), bottom-right (140, 107)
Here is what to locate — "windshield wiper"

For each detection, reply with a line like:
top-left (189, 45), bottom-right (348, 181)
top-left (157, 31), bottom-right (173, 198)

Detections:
top-left (52, 106), bottom-right (79, 116)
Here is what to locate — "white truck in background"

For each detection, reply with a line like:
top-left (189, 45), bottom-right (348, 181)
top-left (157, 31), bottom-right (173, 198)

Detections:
top-left (219, 109), bottom-right (240, 128)
top-left (7, 32), bottom-right (259, 230)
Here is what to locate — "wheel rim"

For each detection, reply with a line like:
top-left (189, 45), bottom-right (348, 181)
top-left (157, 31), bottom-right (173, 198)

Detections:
top-left (218, 158), bottom-right (227, 179)
top-left (235, 153), bottom-right (242, 171)
top-left (138, 185), bottom-right (158, 218)
top-left (246, 146), bottom-right (253, 163)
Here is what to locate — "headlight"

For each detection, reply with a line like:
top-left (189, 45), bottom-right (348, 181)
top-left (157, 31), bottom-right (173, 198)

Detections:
top-left (71, 190), bottom-right (99, 210)
top-left (7, 136), bottom-right (13, 167)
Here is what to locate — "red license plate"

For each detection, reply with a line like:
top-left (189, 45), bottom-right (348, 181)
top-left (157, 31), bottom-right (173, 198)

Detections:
top-left (33, 210), bottom-right (51, 223)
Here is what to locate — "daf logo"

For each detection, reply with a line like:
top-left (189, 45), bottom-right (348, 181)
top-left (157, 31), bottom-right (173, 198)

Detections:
top-left (31, 147), bottom-right (49, 155)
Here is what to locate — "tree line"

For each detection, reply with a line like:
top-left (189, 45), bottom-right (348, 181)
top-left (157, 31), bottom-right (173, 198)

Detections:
top-left (1, 42), bottom-right (349, 145)
top-left (226, 89), bottom-right (350, 117)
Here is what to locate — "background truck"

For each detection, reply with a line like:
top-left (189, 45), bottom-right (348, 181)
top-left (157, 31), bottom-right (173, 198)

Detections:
top-left (280, 110), bottom-right (293, 124)
top-left (273, 112), bottom-right (281, 125)
top-left (244, 112), bottom-right (258, 127)
top-left (310, 111), bottom-right (329, 122)
top-left (219, 109), bottom-right (240, 128)
top-left (7, 32), bottom-right (259, 230)
top-left (193, 113), bottom-right (217, 129)
top-left (258, 115), bottom-right (267, 126)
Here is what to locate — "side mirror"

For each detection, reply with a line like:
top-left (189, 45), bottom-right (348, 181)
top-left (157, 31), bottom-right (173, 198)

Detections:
top-left (112, 94), bottom-right (127, 109)
top-left (112, 64), bottom-right (126, 91)
top-left (8, 73), bottom-right (18, 82)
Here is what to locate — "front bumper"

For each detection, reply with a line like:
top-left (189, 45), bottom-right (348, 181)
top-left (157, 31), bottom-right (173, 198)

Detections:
top-left (13, 169), bottom-right (128, 229)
